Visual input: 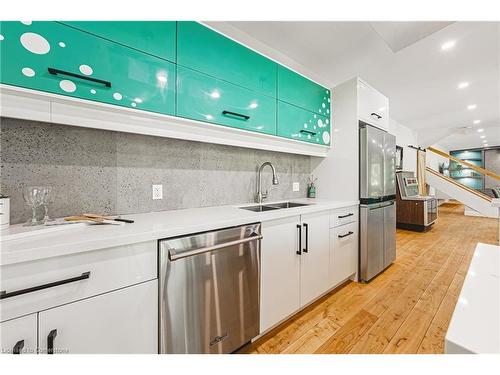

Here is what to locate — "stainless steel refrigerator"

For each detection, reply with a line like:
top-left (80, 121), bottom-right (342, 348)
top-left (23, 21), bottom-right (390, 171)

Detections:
top-left (359, 122), bottom-right (397, 282)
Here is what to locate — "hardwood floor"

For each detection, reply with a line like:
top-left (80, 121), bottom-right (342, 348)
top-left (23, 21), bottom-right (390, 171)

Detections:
top-left (239, 202), bottom-right (499, 354)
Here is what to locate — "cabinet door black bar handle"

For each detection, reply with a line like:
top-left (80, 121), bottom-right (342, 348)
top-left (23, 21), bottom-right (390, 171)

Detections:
top-left (303, 223), bottom-right (309, 253)
top-left (13, 340), bottom-right (24, 354)
top-left (296, 224), bottom-right (302, 255)
top-left (222, 110), bottom-right (250, 120)
top-left (338, 213), bottom-right (354, 219)
top-left (299, 129), bottom-right (317, 136)
top-left (47, 329), bottom-right (57, 355)
top-left (338, 231), bottom-right (354, 239)
top-left (0, 272), bottom-right (91, 300)
top-left (370, 112), bottom-right (382, 119)
top-left (48, 68), bottom-right (111, 88)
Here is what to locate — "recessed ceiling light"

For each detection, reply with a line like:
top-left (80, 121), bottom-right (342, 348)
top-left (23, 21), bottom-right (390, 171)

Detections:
top-left (482, 140), bottom-right (487, 143)
top-left (473, 120), bottom-right (481, 124)
top-left (484, 144), bottom-right (489, 147)
top-left (457, 82), bottom-right (469, 89)
top-left (467, 104), bottom-right (477, 110)
top-left (477, 128), bottom-right (484, 132)
top-left (480, 135), bottom-right (485, 139)
top-left (441, 40), bottom-right (456, 50)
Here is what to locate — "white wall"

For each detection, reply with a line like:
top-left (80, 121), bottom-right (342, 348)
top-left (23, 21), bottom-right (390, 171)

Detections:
top-left (426, 143), bottom-right (451, 200)
top-left (388, 119), bottom-right (418, 173)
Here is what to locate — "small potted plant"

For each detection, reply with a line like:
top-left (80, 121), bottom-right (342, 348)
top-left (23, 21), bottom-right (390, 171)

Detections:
top-left (307, 175), bottom-right (318, 198)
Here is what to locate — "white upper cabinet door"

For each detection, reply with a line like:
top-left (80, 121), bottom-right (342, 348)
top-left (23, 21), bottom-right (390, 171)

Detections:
top-left (260, 215), bottom-right (301, 333)
top-left (0, 314), bottom-right (37, 355)
top-left (357, 79), bottom-right (389, 131)
top-left (330, 222), bottom-right (358, 288)
top-left (38, 280), bottom-right (157, 354)
top-left (300, 211), bottom-right (331, 307)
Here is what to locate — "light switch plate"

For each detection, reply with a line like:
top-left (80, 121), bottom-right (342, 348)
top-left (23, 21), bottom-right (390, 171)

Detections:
top-left (293, 182), bottom-right (300, 192)
top-left (152, 184), bottom-right (163, 200)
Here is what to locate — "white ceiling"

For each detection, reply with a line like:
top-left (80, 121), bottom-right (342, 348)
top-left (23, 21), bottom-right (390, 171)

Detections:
top-left (209, 21), bottom-right (500, 151)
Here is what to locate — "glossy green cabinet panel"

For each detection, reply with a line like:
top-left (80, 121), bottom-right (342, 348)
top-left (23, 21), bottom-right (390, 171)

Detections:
top-left (177, 22), bottom-right (277, 97)
top-left (61, 21), bottom-right (176, 62)
top-left (277, 101), bottom-right (330, 146)
top-left (177, 66), bottom-right (276, 135)
top-left (278, 65), bottom-right (330, 115)
top-left (0, 21), bottom-right (175, 115)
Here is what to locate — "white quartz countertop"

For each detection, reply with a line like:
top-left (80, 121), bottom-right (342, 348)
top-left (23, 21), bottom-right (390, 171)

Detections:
top-left (445, 242), bottom-right (500, 354)
top-left (0, 199), bottom-right (358, 266)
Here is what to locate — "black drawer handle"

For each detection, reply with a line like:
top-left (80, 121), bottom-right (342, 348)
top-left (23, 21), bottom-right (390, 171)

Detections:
top-left (222, 110), bottom-right (250, 120)
top-left (48, 68), bottom-right (111, 88)
top-left (296, 224), bottom-right (302, 255)
top-left (303, 223), bottom-right (309, 253)
top-left (338, 231), bottom-right (354, 239)
top-left (13, 340), bottom-right (24, 354)
top-left (0, 272), bottom-right (91, 300)
top-left (370, 112), bottom-right (382, 120)
top-left (47, 329), bottom-right (57, 355)
top-left (338, 213), bottom-right (354, 219)
top-left (300, 129), bottom-right (317, 136)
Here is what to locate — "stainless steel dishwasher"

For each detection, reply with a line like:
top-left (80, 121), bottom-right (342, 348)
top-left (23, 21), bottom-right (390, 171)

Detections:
top-left (159, 223), bottom-right (261, 354)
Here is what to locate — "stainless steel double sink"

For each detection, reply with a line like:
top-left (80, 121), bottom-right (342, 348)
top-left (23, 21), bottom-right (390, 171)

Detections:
top-left (239, 201), bottom-right (311, 212)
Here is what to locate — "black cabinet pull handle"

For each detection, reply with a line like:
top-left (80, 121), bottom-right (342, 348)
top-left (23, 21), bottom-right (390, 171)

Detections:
top-left (370, 112), bottom-right (382, 119)
top-left (222, 110), bottom-right (250, 120)
top-left (48, 68), bottom-right (111, 88)
top-left (47, 329), bottom-right (57, 355)
top-left (13, 340), bottom-right (24, 354)
top-left (0, 272), bottom-right (91, 300)
top-left (296, 224), bottom-right (302, 255)
top-left (338, 231), bottom-right (354, 239)
top-left (338, 213), bottom-right (354, 219)
top-left (300, 129), bottom-right (317, 136)
top-left (303, 223), bottom-right (309, 253)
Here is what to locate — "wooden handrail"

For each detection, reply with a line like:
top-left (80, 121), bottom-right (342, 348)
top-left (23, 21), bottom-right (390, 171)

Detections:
top-left (427, 146), bottom-right (500, 181)
top-left (426, 167), bottom-right (493, 202)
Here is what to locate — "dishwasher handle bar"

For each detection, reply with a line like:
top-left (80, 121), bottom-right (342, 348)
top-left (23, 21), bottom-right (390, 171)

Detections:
top-left (167, 234), bottom-right (263, 261)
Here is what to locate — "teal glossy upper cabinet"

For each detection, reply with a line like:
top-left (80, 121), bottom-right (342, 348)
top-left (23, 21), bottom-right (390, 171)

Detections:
top-left (177, 22), bottom-right (277, 97)
top-left (0, 21), bottom-right (175, 115)
top-left (61, 21), bottom-right (176, 62)
top-left (277, 101), bottom-right (330, 146)
top-left (177, 66), bottom-right (276, 135)
top-left (278, 65), bottom-right (330, 115)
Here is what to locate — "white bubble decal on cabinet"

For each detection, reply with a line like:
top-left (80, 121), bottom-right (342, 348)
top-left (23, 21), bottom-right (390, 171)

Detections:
top-left (79, 65), bottom-right (93, 76)
top-left (113, 93), bottom-right (123, 101)
top-left (20, 32), bottom-right (50, 54)
top-left (59, 80), bottom-right (76, 93)
top-left (317, 119), bottom-right (323, 127)
top-left (21, 67), bottom-right (35, 77)
top-left (58, 42), bottom-right (66, 48)
top-left (20, 21), bottom-right (32, 26)
top-left (0, 34), bottom-right (4, 41)
top-left (90, 89), bottom-right (96, 94)
top-left (322, 131), bottom-right (330, 144)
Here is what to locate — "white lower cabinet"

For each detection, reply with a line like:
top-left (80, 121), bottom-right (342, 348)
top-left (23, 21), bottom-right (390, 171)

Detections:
top-left (300, 211), bottom-right (331, 307)
top-left (0, 314), bottom-right (37, 354)
top-left (330, 222), bottom-right (358, 287)
top-left (260, 215), bottom-right (301, 333)
top-left (38, 280), bottom-right (157, 354)
top-left (260, 211), bottom-right (331, 333)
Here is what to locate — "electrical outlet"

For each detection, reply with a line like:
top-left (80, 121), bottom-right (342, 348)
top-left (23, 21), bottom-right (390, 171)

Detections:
top-left (152, 184), bottom-right (163, 200)
top-left (293, 182), bottom-right (300, 192)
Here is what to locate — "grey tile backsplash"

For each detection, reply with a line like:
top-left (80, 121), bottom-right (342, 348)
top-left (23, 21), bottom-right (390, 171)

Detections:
top-left (1, 117), bottom-right (312, 224)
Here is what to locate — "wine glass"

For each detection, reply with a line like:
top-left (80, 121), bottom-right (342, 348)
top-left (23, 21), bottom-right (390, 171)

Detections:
top-left (22, 186), bottom-right (44, 226)
top-left (40, 186), bottom-right (54, 223)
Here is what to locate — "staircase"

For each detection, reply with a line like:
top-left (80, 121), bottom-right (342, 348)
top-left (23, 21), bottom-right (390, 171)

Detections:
top-left (425, 147), bottom-right (499, 218)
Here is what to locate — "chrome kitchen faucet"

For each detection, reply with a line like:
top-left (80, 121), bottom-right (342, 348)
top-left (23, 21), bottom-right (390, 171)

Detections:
top-left (255, 161), bottom-right (279, 203)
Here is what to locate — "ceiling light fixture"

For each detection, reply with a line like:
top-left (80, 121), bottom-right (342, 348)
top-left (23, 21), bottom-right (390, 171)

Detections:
top-left (457, 82), bottom-right (469, 89)
top-left (477, 128), bottom-right (484, 132)
top-left (480, 135), bottom-right (485, 139)
top-left (482, 140), bottom-right (487, 143)
top-left (473, 120), bottom-right (481, 124)
top-left (484, 144), bottom-right (489, 147)
top-left (467, 104), bottom-right (477, 110)
top-left (441, 40), bottom-right (456, 50)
